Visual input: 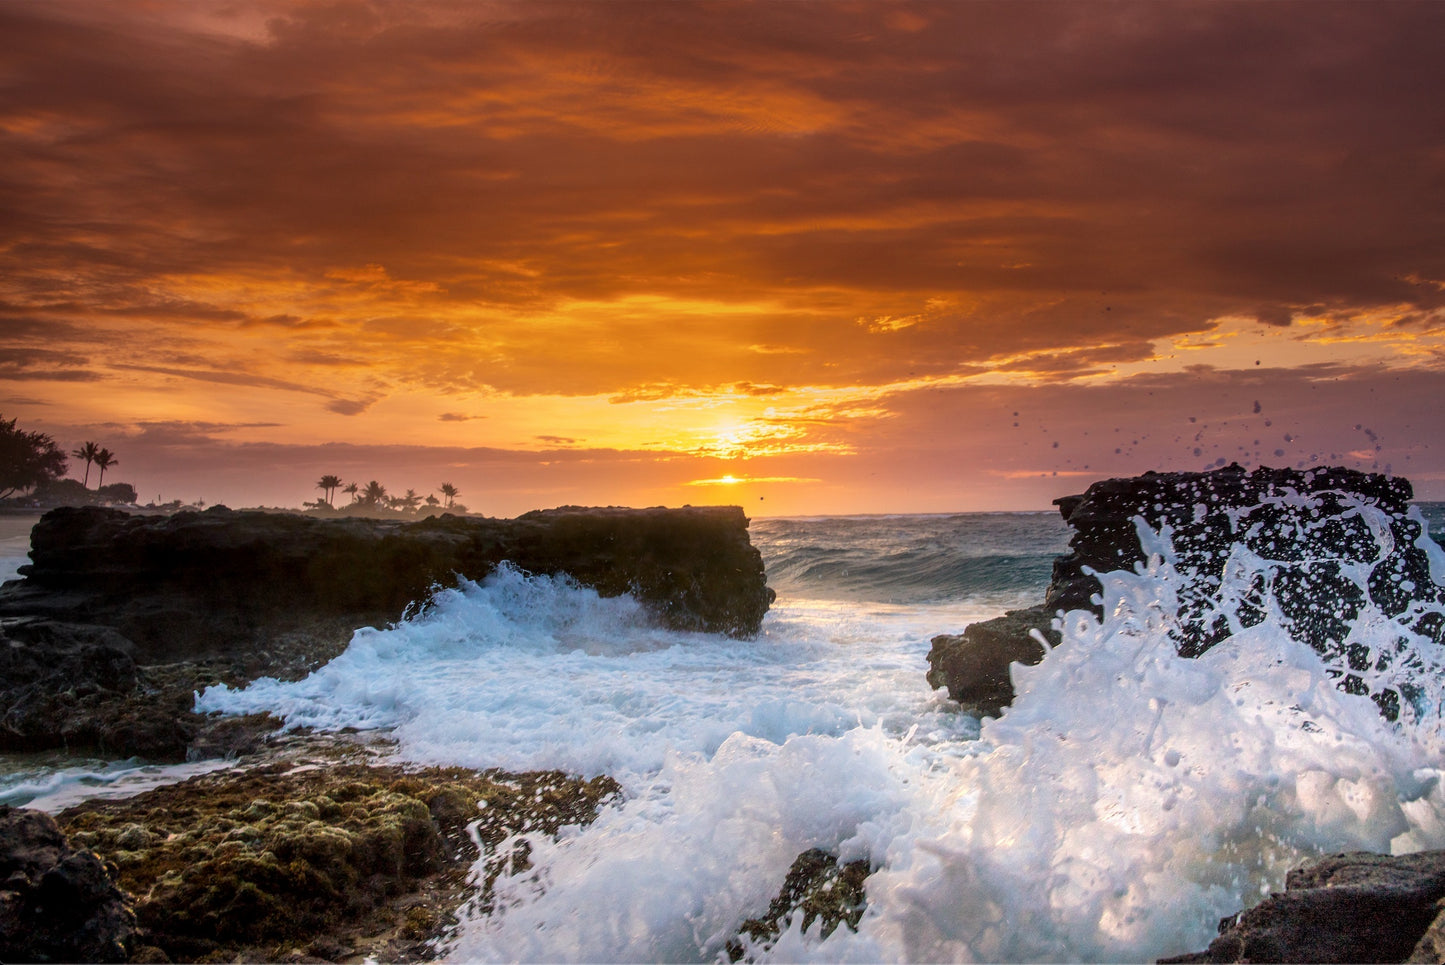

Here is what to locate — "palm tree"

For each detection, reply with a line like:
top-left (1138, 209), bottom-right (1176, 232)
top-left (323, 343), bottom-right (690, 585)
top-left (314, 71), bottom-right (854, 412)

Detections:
top-left (439, 482), bottom-right (459, 509)
top-left (71, 441), bottom-right (100, 488)
top-left (400, 488), bottom-right (422, 513)
top-left (93, 447), bottom-right (117, 487)
top-left (316, 474), bottom-right (342, 507)
top-left (424, 493), bottom-right (440, 509)
top-left (361, 480), bottom-right (387, 506)
top-left (342, 481), bottom-right (359, 504)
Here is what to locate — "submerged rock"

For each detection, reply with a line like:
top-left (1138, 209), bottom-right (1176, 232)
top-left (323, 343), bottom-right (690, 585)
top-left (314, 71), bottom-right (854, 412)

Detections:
top-left (928, 464), bottom-right (1445, 717)
top-left (727, 848), bottom-right (870, 961)
top-left (58, 762), bottom-right (620, 963)
top-left (1161, 850), bottom-right (1445, 963)
top-left (0, 805), bottom-right (135, 963)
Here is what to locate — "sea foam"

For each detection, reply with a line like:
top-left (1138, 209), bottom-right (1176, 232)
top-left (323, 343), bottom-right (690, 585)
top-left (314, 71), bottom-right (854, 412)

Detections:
top-left (195, 504), bottom-right (1445, 963)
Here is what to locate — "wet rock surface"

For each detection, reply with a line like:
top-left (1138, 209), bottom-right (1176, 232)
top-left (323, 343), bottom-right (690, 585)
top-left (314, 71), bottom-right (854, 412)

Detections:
top-left (1161, 850), bottom-right (1445, 963)
top-left (0, 504), bottom-right (773, 759)
top-left (57, 761), bottom-right (620, 963)
top-left (928, 465), bottom-right (1445, 717)
top-left (0, 804), bottom-right (135, 963)
top-left (728, 848), bottom-right (870, 961)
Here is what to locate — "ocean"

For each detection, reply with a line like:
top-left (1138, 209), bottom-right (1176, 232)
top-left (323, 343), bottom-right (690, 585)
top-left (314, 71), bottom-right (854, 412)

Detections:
top-left (5, 506), bottom-right (1445, 962)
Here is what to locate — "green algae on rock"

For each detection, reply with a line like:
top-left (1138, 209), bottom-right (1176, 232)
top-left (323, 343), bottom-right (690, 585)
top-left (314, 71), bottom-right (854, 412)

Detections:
top-left (59, 763), bottom-right (620, 963)
top-left (728, 848), bottom-right (871, 961)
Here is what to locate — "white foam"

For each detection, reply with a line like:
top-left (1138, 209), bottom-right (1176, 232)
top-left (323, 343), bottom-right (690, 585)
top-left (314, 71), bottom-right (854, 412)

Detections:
top-left (1, 758), bottom-right (234, 813)
top-left (194, 507), bottom-right (1445, 963)
top-left (198, 565), bottom-right (987, 781)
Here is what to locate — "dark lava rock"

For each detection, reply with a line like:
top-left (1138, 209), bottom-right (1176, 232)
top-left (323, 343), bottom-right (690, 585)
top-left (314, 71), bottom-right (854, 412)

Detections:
top-left (727, 848), bottom-right (870, 960)
top-left (0, 805), bottom-right (135, 963)
top-left (0, 618), bottom-right (197, 758)
top-left (928, 465), bottom-right (1445, 717)
top-left (0, 504), bottom-right (773, 667)
top-left (59, 762), bottom-right (621, 963)
top-left (1161, 850), bottom-right (1445, 963)
top-left (0, 505), bottom-right (772, 759)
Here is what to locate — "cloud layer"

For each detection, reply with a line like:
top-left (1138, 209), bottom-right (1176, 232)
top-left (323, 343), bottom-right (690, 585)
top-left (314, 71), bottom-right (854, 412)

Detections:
top-left (2, 1), bottom-right (1443, 509)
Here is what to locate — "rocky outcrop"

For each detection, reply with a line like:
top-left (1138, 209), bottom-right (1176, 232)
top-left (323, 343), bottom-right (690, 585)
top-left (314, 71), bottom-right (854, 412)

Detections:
top-left (1161, 850), bottom-right (1445, 963)
top-left (0, 504), bottom-right (773, 758)
top-left (2, 504), bottom-right (773, 660)
top-left (928, 465), bottom-right (1444, 717)
top-left (0, 805), bottom-right (135, 963)
top-left (58, 762), bottom-right (620, 963)
top-left (727, 848), bottom-right (870, 961)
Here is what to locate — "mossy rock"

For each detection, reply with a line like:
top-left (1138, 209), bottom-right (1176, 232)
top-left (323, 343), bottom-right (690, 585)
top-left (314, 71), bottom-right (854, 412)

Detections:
top-left (60, 762), bottom-right (620, 962)
top-left (728, 848), bottom-right (871, 961)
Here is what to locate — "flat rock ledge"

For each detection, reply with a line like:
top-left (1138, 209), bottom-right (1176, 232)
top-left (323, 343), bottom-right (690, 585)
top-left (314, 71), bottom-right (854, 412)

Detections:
top-left (927, 464), bottom-right (1444, 718)
top-left (0, 504), bottom-right (773, 760)
top-left (2, 762), bottom-right (620, 964)
top-left (1161, 850), bottom-right (1445, 963)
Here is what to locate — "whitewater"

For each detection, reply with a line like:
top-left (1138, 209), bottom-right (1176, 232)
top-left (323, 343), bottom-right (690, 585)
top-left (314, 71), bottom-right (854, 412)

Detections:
top-left (7, 502), bottom-right (1445, 961)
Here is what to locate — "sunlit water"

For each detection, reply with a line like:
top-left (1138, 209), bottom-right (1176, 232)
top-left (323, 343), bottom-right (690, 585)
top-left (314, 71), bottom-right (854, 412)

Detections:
top-left (5, 506), bottom-right (1445, 961)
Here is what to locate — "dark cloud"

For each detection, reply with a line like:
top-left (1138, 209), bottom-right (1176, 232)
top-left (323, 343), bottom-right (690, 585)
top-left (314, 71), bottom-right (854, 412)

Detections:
top-left (1, 0), bottom-right (1442, 399)
top-left (325, 398), bottom-right (374, 416)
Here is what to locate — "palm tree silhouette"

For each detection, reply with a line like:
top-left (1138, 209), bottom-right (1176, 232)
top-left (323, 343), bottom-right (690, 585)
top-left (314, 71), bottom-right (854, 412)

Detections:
top-left (71, 441), bottom-right (100, 488)
top-left (316, 474), bottom-right (342, 507)
top-left (93, 447), bottom-right (117, 487)
top-left (342, 482), bottom-right (359, 504)
top-left (361, 480), bottom-right (387, 506)
top-left (439, 482), bottom-right (459, 509)
top-left (400, 488), bottom-right (422, 513)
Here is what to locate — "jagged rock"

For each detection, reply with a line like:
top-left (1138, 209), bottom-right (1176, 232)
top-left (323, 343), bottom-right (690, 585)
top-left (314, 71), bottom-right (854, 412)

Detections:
top-left (727, 848), bottom-right (870, 960)
top-left (924, 606), bottom-right (1056, 718)
top-left (0, 805), bottom-right (135, 963)
top-left (928, 465), bottom-right (1445, 717)
top-left (1161, 850), bottom-right (1445, 963)
top-left (59, 762), bottom-right (621, 963)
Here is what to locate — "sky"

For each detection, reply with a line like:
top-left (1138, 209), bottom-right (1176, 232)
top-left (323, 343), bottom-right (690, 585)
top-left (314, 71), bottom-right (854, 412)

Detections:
top-left (2, 0), bottom-right (1444, 516)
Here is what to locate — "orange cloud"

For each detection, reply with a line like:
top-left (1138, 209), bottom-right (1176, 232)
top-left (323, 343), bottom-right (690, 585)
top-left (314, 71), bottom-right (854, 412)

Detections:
top-left (4, 1), bottom-right (1445, 510)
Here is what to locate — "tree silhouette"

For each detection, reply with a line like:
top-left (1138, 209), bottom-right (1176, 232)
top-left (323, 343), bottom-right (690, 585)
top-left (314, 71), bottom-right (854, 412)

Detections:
top-left (1, 415), bottom-right (67, 498)
top-left (316, 474), bottom-right (342, 507)
top-left (424, 493), bottom-right (440, 508)
top-left (71, 441), bottom-right (100, 488)
top-left (439, 482), bottom-right (459, 509)
top-left (342, 482), bottom-right (359, 504)
top-left (400, 488), bottom-right (421, 513)
top-left (361, 480), bottom-right (387, 506)
top-left (93, 447), bottom-right (117, 488)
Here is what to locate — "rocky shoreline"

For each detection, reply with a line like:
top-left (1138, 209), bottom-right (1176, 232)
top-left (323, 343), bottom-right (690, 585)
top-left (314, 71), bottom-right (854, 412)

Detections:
top-left (6, 479), bottom-right (1445, 961)
top-left (4, 751), bottom-right (621, 964)
top-left (0, 504), bottom-right (773, 762)
top-left (0, 504), bottom-right (771, 962)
